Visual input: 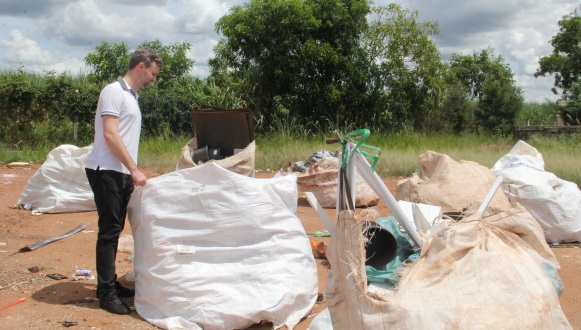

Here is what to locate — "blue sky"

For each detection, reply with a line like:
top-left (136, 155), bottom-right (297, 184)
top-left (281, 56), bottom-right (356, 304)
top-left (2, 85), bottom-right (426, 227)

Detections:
top-left (0, 0), bottom-right (578, 102)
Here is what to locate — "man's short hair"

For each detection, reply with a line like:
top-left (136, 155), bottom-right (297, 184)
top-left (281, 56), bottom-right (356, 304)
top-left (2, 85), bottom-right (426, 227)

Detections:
top-left (129, 48), bottom-right (164, 70)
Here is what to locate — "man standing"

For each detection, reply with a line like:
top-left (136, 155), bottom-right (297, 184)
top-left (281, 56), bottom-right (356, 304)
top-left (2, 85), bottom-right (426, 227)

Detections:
top-left (85, 48), bottom-right (163, 315)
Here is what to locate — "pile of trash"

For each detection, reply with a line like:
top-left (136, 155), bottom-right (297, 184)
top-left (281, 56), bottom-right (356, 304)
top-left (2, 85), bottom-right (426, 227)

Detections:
top-left (290, 150), bottom-right (379, 208)
top-left (308, 138), bottom-right (577, 329)
top-left (12, 129), bottom-right (580, 329)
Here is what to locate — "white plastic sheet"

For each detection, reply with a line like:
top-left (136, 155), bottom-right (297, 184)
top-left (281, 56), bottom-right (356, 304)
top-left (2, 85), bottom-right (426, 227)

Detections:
top-left (492, 140), bottom-right (581, 243)
top-left (16, 145), bottom-right (95, 214)
top-left (128, 162), bottom-right (318, 330)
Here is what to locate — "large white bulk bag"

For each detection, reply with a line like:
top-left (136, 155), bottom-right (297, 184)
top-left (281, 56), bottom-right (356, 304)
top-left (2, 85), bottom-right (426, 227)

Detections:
top-left (492, 140), bottom-right (581, 243)
top-left (128, 162), bottom-right (317, 330)
top-left (16, 144), bottom-right (95, 214)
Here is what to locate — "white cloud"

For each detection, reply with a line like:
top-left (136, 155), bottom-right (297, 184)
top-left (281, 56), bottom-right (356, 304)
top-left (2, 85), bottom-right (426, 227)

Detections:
top-left (39, 0), bottom-right (175, 47)
top-left (0, 29), bottom-right (87, 73)
top-left (0, 0), bottom-right (67, 18)
top-left (0, 0), bottom-right (578, 101)
top-left (174, 0), bottom-right (231, 35)
top-left (386, 0), bottom-right (578, 101)
top-left (0, 30), bottom-right (52, 66)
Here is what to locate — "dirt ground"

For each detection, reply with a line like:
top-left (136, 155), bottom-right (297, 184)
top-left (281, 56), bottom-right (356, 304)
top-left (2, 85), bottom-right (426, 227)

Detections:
top-left (1, 164), bottom-right (580, 329)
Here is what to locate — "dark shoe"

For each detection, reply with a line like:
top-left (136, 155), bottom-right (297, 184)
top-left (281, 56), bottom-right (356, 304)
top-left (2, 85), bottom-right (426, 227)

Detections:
top-left (99, 294), bottom-right (131, 315)
top-left (115, 280), bottom-right (135, 297)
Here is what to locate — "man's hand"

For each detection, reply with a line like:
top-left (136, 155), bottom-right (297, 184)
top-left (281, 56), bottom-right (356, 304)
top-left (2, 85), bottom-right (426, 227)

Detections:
top-left (131, 168), bottom-right (147, 186)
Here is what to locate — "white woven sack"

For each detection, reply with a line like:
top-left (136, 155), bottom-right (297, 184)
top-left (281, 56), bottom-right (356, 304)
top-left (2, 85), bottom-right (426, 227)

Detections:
top-left (397, 150), bottom-right (511, 215)
top-left (492, 140), bottom-right (581, 243)
top-left (128, 162), bottom-right (317, 330)
top-left (325, 207), bottom-right (571, 329)
top-left (16, 144), bottom-right (95, 214)
top-left (176, 137), bottom-right (255, 177)
top-left (296, 157), bottom-right (379, 208)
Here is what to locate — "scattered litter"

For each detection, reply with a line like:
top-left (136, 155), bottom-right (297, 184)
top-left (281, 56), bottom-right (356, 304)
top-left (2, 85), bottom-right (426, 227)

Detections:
top-left (72, 269), bottom-right (94, 281)
top-left (11, 225), bottom-right (86, 255)
top-left (117, 234), bottom-right (134, 253)
top-left (46, 273), bottom-right (68, 280)
top-left (289, 150), bottom-right (336, 172)
top-left (0, 280), bottom-right (32, 291)
top-left (27, 265), bottom-right (44, 273)
top-left (64, 298), bottom-right (98, 305)
top-left (62, 321), bottom-right (78, 327)
top-left (81, 230), bottom-right (95, 234)
top-left (314, 230), bottom-right (331, 237)
top-left (126, 271), bottom-right (136, 282)
top-left (310, 241), bottom-right (327, 259)
top-left (75, 269), bottom-right (91, 276)
top-left (7, 162), bottom-right (31, 168)
top-left (0, 297), bottom-right (25, 311)
top-left (71, 274), bottom-right (95, 281)
top-left (0, 242), bottom-right (7, 246)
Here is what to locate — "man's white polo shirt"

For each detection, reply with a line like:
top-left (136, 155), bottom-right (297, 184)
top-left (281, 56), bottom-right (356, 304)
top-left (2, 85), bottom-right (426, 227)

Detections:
top-left (85, 77), bottom-right (141, 175)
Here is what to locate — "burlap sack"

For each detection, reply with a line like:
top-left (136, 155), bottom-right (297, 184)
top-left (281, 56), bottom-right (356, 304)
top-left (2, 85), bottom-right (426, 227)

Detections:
top-left (176, 137), bottom-right (255, 177)
top-left (325, 206), bottom-right (570, 329)
top-left (296, 157), bottom-right (379, 208)
top-left (397, 151), bottom-right (511, 216)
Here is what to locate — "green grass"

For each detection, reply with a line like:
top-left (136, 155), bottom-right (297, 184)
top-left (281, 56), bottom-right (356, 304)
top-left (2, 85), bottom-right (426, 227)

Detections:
top-left (2, 132), bottom-right (580, 186)
top-left (138, 135), bottom-right (192, 174)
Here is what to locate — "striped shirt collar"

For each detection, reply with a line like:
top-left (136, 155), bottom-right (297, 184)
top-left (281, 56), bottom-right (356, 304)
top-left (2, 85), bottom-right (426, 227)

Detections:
top-left (117, 76), bottom-right (138, 99)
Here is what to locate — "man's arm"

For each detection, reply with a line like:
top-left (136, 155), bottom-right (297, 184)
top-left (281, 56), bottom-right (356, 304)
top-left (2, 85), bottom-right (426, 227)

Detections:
top-left (102, 115), bottom-right (147, 186)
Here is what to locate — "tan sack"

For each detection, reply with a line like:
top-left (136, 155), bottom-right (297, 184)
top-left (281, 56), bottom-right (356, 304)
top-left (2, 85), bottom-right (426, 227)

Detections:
top-left (325, 206), bottom-right (570, 329)
top-left (176, 137), bottom-right (255, 177)
top-left (296, 157), bottom-right (379, 208)
top-left (397, 150), bottom-right (510, 215)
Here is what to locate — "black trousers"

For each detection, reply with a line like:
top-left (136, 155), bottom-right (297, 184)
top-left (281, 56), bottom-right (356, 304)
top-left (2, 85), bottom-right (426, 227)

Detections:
top-left (85, 168), bottom-right (134, 299)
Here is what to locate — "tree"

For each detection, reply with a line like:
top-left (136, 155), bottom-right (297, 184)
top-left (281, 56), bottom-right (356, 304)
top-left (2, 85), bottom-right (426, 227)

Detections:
top-left (210, 0), bottom-right (370, 130)
top-left (475, 79), bottom-right (523, 135)
top-left (84, 42), bottom-right (130, 84)
top-left (84, 40), bottom-right (194, 86)
top-left (362, 4), bottom-right (445, 129)
top-left (449, 48), bottom-right (515, 101)
top-left (439, 83), bottom-right (474, 133)
top-left (135, 40), bottom-right (194, 87)
top-left (535, 7), bottom-right (581, 124)
top-left (448, 48), bottom-right (521, 133)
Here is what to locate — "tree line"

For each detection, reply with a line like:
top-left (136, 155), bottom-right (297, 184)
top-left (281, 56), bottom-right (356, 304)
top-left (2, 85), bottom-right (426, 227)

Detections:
top-left (1, 2), bottom-right (579, 147)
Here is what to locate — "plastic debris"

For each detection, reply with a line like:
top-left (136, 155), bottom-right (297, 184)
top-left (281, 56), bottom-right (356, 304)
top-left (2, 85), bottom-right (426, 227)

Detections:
top-left (46, 273), bottom-right (68, 280)
top-left (0, 298), bottom-right (25, 311)
top-left (314, 230), bottom-right (331, 237)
